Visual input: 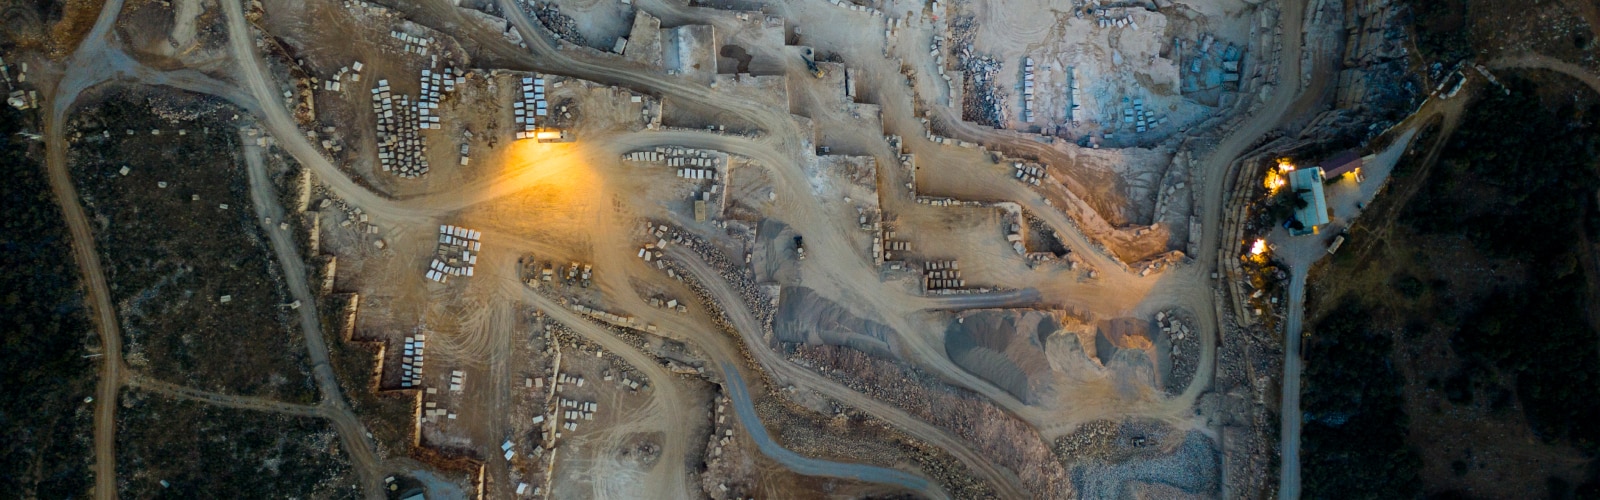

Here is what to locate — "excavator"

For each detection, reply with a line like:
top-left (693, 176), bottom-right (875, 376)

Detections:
top-left (801, 47), bottom-right (825, 78)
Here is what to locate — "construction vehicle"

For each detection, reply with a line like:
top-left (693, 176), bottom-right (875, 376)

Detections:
top-left (801, 48), bottom-right (825, 78)
top-left (794, 236), bottom-right (806, 260)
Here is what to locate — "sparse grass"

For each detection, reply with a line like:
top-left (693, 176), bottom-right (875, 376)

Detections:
top-left (1406, 0), bottom-right (1472, 62)
top-left (1300, 298), bottom-right (1421, 499)
top-left (114, 387), bottom-right (358, 498)
top-left (68, 87), bottom-right (317, 403)
top-left (1304, 75), bottom-right (1600, 497)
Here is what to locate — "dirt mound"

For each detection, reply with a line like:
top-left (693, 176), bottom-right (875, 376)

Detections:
top-left (750, 220), bottom-right (800, 285)
top-left (1094, 318), bottom-right (1160, 391)
top-left (774, 287), bottom-right (894, 358)
top-left (943, 309), bottom-right (1062, 405)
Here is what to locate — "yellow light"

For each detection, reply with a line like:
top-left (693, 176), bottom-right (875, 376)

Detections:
top-left (1250, 239), bottom-right (1268, 256)
top-left (1264, 170), bottom-right (1286, 193)
top-left (534, 130), bottom-right (562, 140)
top-left (488, 138), bottom-right (591, 196)
top-left (1277, 160), bottom-right (1296, 172)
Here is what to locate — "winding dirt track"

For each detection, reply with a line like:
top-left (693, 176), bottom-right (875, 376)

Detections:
top-left (38, 0), bottom-right (140, 495)
top-left (664, 245), bottom-right (1025, 499)
top-left (35, 0), bottom-right (329, 494)
top-left (37, 0), bottom-right (393, 493)
top-left (512, 288), bottom-right (696, 499)
top-left (46, 97), bottom-right (125, 500)
top-left (240, 135), bottom-right (389, 496)
top-left (127, 375), bottom-right (325, 417)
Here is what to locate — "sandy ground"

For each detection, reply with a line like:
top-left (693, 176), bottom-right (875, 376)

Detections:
top-left (16, 0), bottom-right (1331, 494)
top-left (285, 0), bottom-right (1235, 494)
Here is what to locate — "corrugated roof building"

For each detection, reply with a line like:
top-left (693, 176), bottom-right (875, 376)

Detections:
top-left (1319, 150), bottom-right (1363, 179)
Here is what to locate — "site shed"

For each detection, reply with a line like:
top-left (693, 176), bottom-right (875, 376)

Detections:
top-left (1319, 150), bottom-right (1363, 179)
top-left (1289, 166), bottom-right (1330, 235)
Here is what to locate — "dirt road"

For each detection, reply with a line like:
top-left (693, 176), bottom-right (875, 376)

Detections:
top-left (41, 1), bottom-right (349, 494)
top-left (719, 364), bottom-right (946, 499)
top-left (1171, 0), bottom-right (1316, 495)
top-left (241, 135), bottom-right (389, 497)
top-left (513, 287), bottom-right (696, 499)
top-left (663, 245), bottom-right (1029, 499)
top-left (128, 375), bottom-right (325, 417)
top-left (39, 0), bottom-right (139, 494)
top-left (220, 0), bottom-right (428, 226)
top-left (1490, 53), bottom-right (1600, 95)
top-left (1193, 0), bottom-right (1312, 266)
top-left (45, 93), bottom-right (127, 500)
top-left (1277, 267), bottom-right (1308, 500)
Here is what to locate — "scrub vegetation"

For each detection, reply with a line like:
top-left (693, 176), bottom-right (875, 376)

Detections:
top-left (68, 88), bottom-right (318, 402)
top-left (1303, 76), bottom-right (1600, 498)
top-left (0, 102), bottom-right (97, 499)
top-left (114, 388), bottom-right (357, 498)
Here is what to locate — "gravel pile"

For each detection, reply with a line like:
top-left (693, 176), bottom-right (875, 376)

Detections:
top-left (533, 4), bottom-right (586, 45)
top-left (947, 14), bottom-right (1005, 127)
top-left (1052, 420), bottom-right (1122, 462)
top-left (1159, 309), bottom-right (1200, 394)
top-left (1068, 431), bottom-right (1220, 499)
